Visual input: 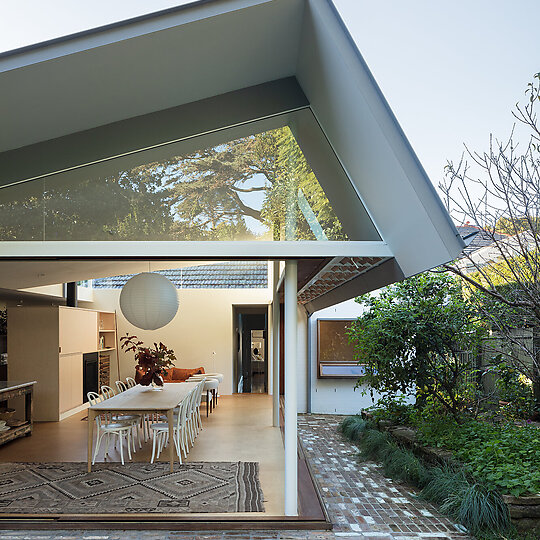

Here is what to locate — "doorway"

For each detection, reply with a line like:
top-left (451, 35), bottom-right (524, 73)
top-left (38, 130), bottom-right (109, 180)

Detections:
top-left (233, 306), bottom-right (268, 393)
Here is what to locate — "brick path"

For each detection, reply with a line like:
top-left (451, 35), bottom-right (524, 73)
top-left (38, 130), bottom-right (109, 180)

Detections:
top-left (298, 414), bottom-right (469, 540)
top-left (0, 415), bottom-right (469, 540)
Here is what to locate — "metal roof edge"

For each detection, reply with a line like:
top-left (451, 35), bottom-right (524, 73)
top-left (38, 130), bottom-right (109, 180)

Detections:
top-left (324, 0), bottom-right (465, 256)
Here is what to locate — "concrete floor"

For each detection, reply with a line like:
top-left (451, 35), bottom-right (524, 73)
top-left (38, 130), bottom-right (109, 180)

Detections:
top-left (0, 393), bottom-right (285, 516)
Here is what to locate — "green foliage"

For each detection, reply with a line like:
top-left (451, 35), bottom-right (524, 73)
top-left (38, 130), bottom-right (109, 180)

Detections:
top-left (382, 447), bottom-right (432, 487)
top-left (349, 272), bottom-right (486, 421)
top-left (357, 428), bottom-right (393, 460)
top-left (422, 467), bottom-right (510, 536)
top-left (415, 417), bottom-right (540, 497)
top-left (339, 416), bottom-right (512, 537)
top-left (441, 483), bottom-right (510, 536)
top-left (363, 394), bottom-right (416, 425)
top-left (0, 127), bottom-right (345, 242)
top-left (339, 415), bottom-right (371, 441)
top-left (167, 126), bottom-right (346, 241)
top-left (485, 361), bottom-right (535, 419)
top-left (420, 465), bottom-right (469, 504)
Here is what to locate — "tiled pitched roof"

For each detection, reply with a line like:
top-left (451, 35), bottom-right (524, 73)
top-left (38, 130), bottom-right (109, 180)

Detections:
top-left (93, 261), bottom-right (268, 289)
top-left (456, 225), bottom-right (507, 256)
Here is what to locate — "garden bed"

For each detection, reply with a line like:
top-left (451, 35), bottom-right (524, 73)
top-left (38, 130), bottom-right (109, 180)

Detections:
top-left (359, 411), bottom-right (540, 534)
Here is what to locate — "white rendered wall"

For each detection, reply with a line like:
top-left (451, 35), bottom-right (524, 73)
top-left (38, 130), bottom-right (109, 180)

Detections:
top-left (91, 287), bottom-right (272, 396)
top-left (309, 298), bottom-right (385, 414)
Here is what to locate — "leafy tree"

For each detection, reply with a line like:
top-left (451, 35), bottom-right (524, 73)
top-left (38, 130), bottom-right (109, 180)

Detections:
top-left (348, 272), bottom-right (485, 422)
top-left (0, 163), bottom-right (175, 241)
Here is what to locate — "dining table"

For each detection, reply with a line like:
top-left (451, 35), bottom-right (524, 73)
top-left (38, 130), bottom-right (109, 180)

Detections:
top-left (87, 381), bottom-right (198, 473)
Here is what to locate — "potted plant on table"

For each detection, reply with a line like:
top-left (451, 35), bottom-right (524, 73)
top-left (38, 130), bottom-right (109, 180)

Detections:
top-left (120, 334), bottom-right (176, 389)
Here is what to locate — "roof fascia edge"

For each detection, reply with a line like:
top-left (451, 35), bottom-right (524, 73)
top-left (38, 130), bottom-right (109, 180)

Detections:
top-left (0, 241), bottom-right (392, 260)
top-left (0, 0), bottom-right (273, 72)
top-left (317, 0), bottom-right (465, 256)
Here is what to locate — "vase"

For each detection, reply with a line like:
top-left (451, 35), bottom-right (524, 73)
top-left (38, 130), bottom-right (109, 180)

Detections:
top-left (151, 380), bottom-right (164, 391)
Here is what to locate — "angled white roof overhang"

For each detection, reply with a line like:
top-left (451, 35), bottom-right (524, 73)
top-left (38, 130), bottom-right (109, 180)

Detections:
top-left (0, 0), bottom-right (464, 304)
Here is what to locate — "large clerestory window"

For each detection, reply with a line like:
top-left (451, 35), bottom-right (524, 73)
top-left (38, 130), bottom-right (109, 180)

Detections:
top-left (0, 110), bottom-right (378, 242)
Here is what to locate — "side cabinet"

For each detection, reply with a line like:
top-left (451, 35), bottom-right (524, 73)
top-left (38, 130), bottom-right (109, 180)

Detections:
top-left (8, 306), bottom-right (116, 421)
top-left (59, 353), bottom-right (83, 413)
top-left (59, 308), bottom-right (97, 354)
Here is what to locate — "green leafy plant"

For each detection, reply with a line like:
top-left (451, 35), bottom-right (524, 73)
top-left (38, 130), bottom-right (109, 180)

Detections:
top-left (415, 417), bottom-right (540, 497)
top-left (364, 394), bottom-right (416, 425)
top-left (348, 272), bottom-right (486, 423)
top-left (485, 360), bottom-right (535, 419)
top-left (120, 333), bottom-right (176, 387)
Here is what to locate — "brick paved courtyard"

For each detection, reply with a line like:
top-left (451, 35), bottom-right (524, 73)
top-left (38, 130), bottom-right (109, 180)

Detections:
top-left (298, 414), bottom-right (469, 540)
top-left (0, 414), bottom-right (469, 540)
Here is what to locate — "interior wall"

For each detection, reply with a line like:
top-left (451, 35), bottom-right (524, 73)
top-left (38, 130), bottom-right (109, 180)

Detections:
top-left (91, 287), bottom-right (272, 395)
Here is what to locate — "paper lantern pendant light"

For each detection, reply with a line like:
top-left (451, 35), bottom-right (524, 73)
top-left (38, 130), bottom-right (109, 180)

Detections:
top-left (119, 272), bottom-right (178, 330)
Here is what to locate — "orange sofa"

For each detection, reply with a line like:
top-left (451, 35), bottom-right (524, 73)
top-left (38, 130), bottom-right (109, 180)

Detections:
top-left (135, 366), bottom-right (205, 383)
top-left (162, 367), bottom-right (205, 382)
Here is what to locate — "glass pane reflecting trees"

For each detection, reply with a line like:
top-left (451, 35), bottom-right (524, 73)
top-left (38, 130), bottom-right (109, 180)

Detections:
top-left (0, 126), bottom-right (348, 241)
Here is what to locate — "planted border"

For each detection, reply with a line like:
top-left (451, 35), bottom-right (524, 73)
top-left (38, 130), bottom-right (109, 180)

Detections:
top-left (340, 416), bottom-right (514, 538)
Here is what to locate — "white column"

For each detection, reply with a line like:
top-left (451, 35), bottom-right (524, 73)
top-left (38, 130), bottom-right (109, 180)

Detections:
top-left (284, 259), bottom-right (298, 516)
top-left (272, 260), bottom-right (281, 427)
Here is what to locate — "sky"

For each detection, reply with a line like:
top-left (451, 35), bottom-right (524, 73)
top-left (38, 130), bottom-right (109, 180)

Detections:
top-left (0, 0), bottom-right (538, 194)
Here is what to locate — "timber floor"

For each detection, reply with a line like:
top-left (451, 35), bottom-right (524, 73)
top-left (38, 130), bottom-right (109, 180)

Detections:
top-left (0, 394), bottom-right (284, 516)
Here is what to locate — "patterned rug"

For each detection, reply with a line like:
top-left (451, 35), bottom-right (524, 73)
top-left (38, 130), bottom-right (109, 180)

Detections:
top-left (0, 462), bottom-right (264, 514)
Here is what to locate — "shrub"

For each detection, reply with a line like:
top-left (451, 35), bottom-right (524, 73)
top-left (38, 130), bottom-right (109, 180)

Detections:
top-left (382, 447), bottom-right (431, 487)
top-left (441, 483), bottom-right (510, 536)
top-left (364, 394), bottom-right (417, 425)
top-left (416, 417), bottom-right (540, 497)
top-left (487, 361), bottom-right (535, 420)
top-left (339, 415), bottom-right (370, 442)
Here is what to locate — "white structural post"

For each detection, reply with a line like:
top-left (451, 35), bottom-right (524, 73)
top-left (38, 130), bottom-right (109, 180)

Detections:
top-left (272, 260), bottom-right (281, 427)
top-left (284, 259), bottom-right (298, 516)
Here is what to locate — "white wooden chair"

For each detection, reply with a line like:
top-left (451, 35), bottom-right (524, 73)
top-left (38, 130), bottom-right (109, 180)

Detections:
top-left (87, 391), bottom-right (133, 465)
top-left (125, 377), bottom-right (137, 388)
top-left (184, 381), bottom-right (202, 446)
top-left (150, 390), bottom-right (192, 464)
top-left (115, 380), bottom-right (128, 393)
top-left (101, 385), bottom-right (141, 450)
top-left (188, 376), bottom-right (218, 416)
top-left (192, 379), bottom-right (205, 435)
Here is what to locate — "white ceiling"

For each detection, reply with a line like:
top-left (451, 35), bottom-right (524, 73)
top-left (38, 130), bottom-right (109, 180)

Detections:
top-left (0, 260), bottom-right (212, 290)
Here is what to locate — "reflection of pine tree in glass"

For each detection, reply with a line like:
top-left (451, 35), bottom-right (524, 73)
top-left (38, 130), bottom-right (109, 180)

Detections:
top-left (167, 127), bottom-right (346, 240)
top-left (0, 127), bottom-right (345, 241)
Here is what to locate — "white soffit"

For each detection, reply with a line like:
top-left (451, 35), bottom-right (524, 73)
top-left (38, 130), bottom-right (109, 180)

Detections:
top-left (0, 0), bottom-right (464, 284)
top-left (0, 0), bottom-right (304, 151)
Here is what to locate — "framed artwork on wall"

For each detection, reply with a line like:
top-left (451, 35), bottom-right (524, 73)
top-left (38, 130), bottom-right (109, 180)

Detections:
top-left (317, 319), bottom-right (366, 379)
